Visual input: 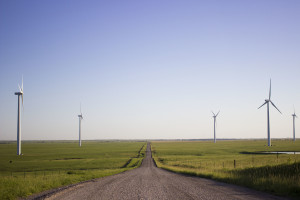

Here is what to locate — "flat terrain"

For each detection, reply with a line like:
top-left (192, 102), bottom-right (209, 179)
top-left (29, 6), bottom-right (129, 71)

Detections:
top-left (152, 140), bottom-right (300, 198)
top-left (44, 143), bottom-right (286, 200)
top-left (0, 141), bottom-right (146, 200)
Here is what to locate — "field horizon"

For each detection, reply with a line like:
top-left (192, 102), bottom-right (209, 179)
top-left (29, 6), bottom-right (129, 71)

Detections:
top-left (1, 138), bottom-right (298, 143)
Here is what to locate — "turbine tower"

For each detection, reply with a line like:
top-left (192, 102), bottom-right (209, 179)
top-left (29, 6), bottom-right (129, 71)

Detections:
top-left (212, 111), bottom-right (220, 143)
top-left (14, 77), bottom-right (23, 155)
top-left (78, 104), bottom-right (83, 147)
top-left (258, 79), bottom-right (281, 146)
top-left (292, 107), bottom-right (297, 142)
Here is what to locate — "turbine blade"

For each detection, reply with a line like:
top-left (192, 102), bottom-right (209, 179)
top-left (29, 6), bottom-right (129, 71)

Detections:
top-left (270, 100), bottom-right (282, 114)
top-left (294, 105), bottom-right (296, 115)
top-left (22, 94), bottom-right (24, 109)
top-left (258, 101), bottom-right (267, 109)
top-left (18, 84), bottom-right (21, 92)
top-left (211, 111), bottom-right (215, 116)
top-left (216, 110), bottom-right (220, 117)
top-left (22, 76), bottom-right (24, 109)
top-left (269, 79), bottom-right (271, 100)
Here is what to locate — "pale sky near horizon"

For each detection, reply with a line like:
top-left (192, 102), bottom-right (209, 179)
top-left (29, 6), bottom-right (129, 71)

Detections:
top-left (0, 0), bottom-right (300, 141)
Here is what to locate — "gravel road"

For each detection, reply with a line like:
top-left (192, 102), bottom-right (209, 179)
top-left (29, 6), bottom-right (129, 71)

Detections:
top-left (44, 143), bottom-right (287, 200)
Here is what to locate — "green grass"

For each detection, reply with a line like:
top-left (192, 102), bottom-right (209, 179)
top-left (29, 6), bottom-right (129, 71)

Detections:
top-left (0, 141), bottom-right (146, 200)
top-left (151, 139), bottom-right (300, 198)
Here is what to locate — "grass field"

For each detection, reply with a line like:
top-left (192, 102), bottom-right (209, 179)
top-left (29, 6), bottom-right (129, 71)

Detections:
top-left (0, 141), bottom-right (146, 200)
top-left (151, 140), bottom-right (300, 198)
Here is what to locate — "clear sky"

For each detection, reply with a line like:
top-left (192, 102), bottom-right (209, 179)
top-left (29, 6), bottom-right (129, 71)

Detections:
top-left (0, 0), bottom-right (300, 140)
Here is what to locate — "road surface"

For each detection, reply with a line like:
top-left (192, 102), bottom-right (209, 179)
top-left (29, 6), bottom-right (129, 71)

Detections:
top-left (44, 143), bottom-right (287, 200)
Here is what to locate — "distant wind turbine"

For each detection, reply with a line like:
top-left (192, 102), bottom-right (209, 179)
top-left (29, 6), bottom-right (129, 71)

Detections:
top-left (78, 104), bottom-right (83, 147)
top-left (292, 106), bottom-right (297, 142)
top-left (14, 77), bottom-right (23, 155)
top-left (212, 111), bottom-right (220, 143)
top-left (258, 79), bottom-right (281, 147)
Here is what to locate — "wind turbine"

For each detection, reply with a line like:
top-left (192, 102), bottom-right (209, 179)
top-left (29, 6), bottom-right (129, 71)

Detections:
top-left (292, 107), bottom-right (297, 142)
top-left (14, 77), bottom-right (23, 155)
top-left (78, 104), bottom-right (83, 147)
top-left (258, 79), bottom-right (281, 146)
top-left (212, 111), bottom-right (220, 143)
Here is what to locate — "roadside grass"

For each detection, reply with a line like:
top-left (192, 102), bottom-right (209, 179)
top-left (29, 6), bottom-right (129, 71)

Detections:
top-left (151, 140), bottom-right (300, 198)
top-left (0, 141), bottom-right (146, 200)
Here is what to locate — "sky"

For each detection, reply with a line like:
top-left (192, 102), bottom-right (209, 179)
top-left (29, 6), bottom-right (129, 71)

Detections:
top-left (0, 0), bottom-right (300, 140)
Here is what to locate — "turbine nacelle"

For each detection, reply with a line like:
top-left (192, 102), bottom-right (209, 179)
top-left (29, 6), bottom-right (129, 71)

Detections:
top-left (292, 106), bottom-right (297, 118)
top-left (78, 103), bottom-right (83, 119)
top-left (212, 111), bottom-right (220, 118)
top-left (258, 80), bottom-right (281, 114)
top-left (15, 77), bottom-right (24, 107)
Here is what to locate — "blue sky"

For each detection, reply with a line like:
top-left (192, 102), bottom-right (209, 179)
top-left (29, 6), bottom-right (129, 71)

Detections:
top-left (0, 0), bottom-right (300, 140)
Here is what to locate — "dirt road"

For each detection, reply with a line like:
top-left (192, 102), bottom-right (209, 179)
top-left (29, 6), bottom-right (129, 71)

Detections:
top-left (44, 143), bottom-right (287, 200)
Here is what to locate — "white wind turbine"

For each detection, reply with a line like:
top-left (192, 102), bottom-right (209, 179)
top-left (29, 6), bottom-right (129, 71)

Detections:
top-left (14, 77), bottom-right (23, 155)
top-left (258, 79), bottom-right (281, 146)
top-left (78, 104), bottom-right (83, 147)
top-left (212, 111), bottom-right (220, 143)
top-left (292, 106), bottom-right (297, 142)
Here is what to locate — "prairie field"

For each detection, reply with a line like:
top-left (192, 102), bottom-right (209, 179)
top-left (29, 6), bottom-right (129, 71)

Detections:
top-left (151, 140), bottom-right (300, 198)
top-left (0, 141), bottom-right (146, 200)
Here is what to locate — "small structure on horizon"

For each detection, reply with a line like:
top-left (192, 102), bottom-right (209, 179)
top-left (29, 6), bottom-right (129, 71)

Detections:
top-left (212, 110), bottom-right (220, 143)
top-left (292, 106), bottom-right (297, 141)
top-left (78, 103), bottom-right (83, 147)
